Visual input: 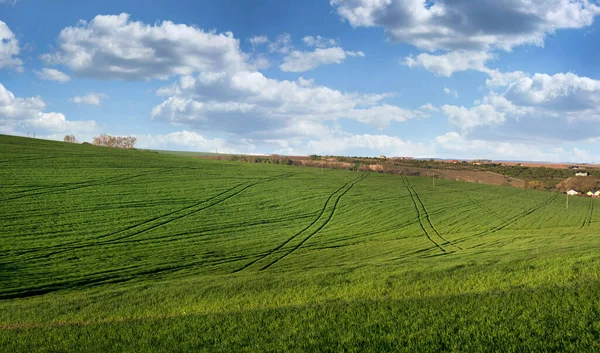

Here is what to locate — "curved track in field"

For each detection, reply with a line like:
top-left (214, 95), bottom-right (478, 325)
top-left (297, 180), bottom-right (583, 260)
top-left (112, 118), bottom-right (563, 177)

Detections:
top-left (234, 172), bottom-right (369, 272)
top-left (1, 170), bottom-right (167, 202)
top-left (403, 177), bottom-right (462, 251)
top-left (465, 193), bottom-right (560, 241)
top-left (401, 176), bottom-right (448, 253)
top-left (3, 173), bottom-right (296, 262)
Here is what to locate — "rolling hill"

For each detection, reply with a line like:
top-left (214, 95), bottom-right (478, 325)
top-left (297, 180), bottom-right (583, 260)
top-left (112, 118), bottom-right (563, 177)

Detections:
top-left (1, 134), bottom-right (599, 352)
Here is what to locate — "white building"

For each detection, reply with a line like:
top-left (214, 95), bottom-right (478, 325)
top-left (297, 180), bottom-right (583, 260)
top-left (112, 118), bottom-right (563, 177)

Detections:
top-left (566, 190), bottom-right (581, 196)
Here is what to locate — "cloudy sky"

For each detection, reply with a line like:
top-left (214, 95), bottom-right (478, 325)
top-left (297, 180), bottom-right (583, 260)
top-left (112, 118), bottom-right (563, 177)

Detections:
top-left (2, 0), bottom-right (600, 162)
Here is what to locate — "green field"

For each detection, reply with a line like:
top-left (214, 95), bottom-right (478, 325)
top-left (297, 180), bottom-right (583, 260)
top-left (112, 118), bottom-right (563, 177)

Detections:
top-left (1, 134), bottom-right (599, 352)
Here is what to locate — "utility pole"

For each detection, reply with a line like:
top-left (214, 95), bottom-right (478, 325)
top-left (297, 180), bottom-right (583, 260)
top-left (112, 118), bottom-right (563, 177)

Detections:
top-left (432, 172), bottom-right (435, 188)
top-left (566, 193), bottom-right (569, 209)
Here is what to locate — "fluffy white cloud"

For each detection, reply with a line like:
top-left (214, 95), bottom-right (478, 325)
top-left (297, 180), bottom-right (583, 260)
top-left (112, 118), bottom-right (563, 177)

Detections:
top-left (441, 71), bottom-right (600, 142)
top-left (0, 21), bottom-right (22, 71)
top-left (331, 0), bottom-right (600, 52)
top-left (302, 35), bottom-right (338, 48)
top-left (153, 70), bottom-right (427, 140)
top-left (502, 72), bottom-right (600, 110)
top-left (69, 93), bottom-right (108, 106)
top-left (41, 13), bottom-right (248, 80)
top-left (34, 68), bottom-right (71, 83)
top-left (484, 69), bottom-right (528, 88)
top-left (280, 47), bottom-right (364, 72)
top-left (0, 83), bottom-right (97, 135)
top-left (405, 51), bottom-right (494, 77)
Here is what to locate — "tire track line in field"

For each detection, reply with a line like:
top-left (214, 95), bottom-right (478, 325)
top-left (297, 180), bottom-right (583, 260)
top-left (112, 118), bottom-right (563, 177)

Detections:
top-left (461, 192), bottom-right (507, 223)
top-left (260, 173), bottom-right (368, 271)
top-left (401, 176), bottom-right (447, 253)
top-left (581, 198), bottom-right (594, 228)
top-left (233, 173), bottom-right (368, 273)
top-left (403, 177), bottom-right (462, 251)
top-left (466, 193), bottom-right (559, 240)
top-left (1, 169), bottom-right (168, 202)
top-left (5, 173), bottom-right (296, 262)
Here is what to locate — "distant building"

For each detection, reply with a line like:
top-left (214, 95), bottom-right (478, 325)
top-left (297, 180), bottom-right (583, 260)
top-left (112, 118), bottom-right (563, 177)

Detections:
top-left (379, 155), bottom-right (387, 160)
top-left (575, 172), bottom-right (590, 177)
top-left (567, 190), bottom-right (581, 196)
top-left (451, 160), bottom-right (458, 164)
top-left (568, 166), bottom-right (581, 170)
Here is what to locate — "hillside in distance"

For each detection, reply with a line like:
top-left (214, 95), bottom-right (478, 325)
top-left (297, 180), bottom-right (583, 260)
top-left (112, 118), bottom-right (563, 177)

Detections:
top-left (1, 134), bottom-right (599, 352)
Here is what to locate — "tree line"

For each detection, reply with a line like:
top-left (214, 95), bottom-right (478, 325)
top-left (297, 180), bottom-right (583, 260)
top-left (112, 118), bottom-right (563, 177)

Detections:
top-left (63, 134), bottom-right (137, 149)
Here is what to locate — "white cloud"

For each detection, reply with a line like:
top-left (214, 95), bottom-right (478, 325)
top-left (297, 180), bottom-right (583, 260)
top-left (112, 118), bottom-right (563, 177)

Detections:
top-left (0, 21), bottom-right (22, 71)
top-left (280, 47), bottom-right (364, 72)
top-left (436, 132), bottom-right (600, 163)
top-left (331, 0), bottom-right (600, 52)
top-left (502, 72), bottom-right (600, 110)
top-left (249, 35), bottom-right (269, 47)
top-left (484, 69), bottom-right (528, 88)
top-left (41, 13), bottom-right (248, 80)
top-left (419, 103), bottom-right (438, 112)
top-left (442, 102), bottom-right (507, 132)
top-left (404, 51), bottom-right (494, 77)
top-left (69, 93), bottom-right (108, 106)
top-left (34, 68), bottom-right (71, 83)
top-left (268, 33), bottom-right (293, 54)
top-left (443, 87), bottom-right (458, 98)
top-left (306, 133), bottom-right (434, 157)
top-left (302, 35), bottom-right (338, 48)
top-left (0, 83), bottom-right (97, 135)
top-left (441, 71), bottom-right (600, 142)
top-left (136, 130), bottom-right (256, 154)
top-left (152, 70), bottom-right (425, 140)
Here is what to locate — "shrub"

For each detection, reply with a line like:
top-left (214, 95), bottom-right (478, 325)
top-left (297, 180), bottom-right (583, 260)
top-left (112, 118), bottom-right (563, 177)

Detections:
top-left (63, 135), bottom-right (77, 143)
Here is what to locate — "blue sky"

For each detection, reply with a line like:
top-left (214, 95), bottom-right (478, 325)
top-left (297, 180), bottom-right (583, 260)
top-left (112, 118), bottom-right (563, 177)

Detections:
top-left (2, 0), bottom-right (600, 162)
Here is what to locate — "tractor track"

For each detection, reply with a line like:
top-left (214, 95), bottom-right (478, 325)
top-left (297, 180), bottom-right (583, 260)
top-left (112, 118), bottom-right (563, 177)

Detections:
top-left (3, 173), bottom-right (295, 262)
top-left (233, 172), bottom-right (368, 273)
top-left (401, 176), bottom-right (447, 253)
top-left (1, 170), bottom-right (168, 202)
top-left (403, 177), bottom-right (462, 250)
top-left (581, 198), bottom-right (594, 228)
top-left (461, 192), bottom-right (507, 222)
top-left (468, 193), bottom-right (559, 240)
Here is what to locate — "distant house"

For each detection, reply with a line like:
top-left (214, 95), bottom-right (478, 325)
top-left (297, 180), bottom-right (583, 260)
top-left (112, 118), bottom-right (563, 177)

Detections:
top-left (593, 191), bottom-right (600, 198)
top-left (517, 163), bottom-right (525, 167)
top-left (566, 190), bottom-right (581, 196)
top-left (575, 172), bottom-right (590, 177)
top-left (451, 160), bottom-right (458, 164)
top-left (379, 155), bottom-right (387, 160)
top-left (587, 191), bottom-right (594, 196)
top-left (569, 166), bottom-right (581, 170)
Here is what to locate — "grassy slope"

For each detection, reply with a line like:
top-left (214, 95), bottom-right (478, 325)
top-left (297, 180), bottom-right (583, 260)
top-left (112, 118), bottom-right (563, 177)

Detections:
top-left (0, 134), bottom-right (599, 352)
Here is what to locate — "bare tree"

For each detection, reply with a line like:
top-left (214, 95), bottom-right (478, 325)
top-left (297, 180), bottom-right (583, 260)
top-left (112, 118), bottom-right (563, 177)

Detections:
top-left (92, 134), bottom-right (137, 149)
top-left (64, 134), bottom-right (77, 143)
